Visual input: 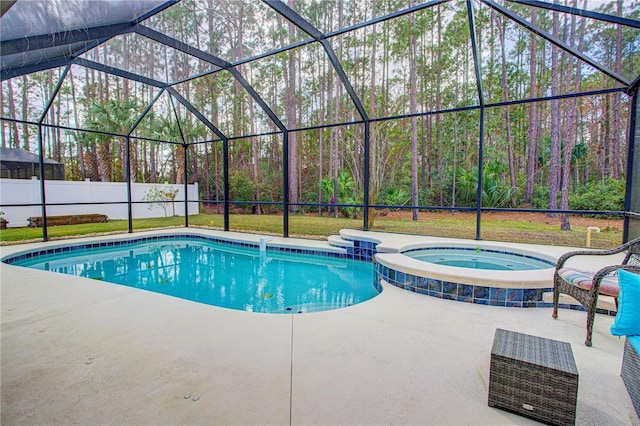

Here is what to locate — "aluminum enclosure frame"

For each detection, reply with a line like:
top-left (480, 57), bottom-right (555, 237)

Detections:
top-left (0, 0), bottom-right (638, 242)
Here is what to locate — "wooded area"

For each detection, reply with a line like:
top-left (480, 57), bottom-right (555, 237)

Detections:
top-left (1, 0), bottom-right (638, 234)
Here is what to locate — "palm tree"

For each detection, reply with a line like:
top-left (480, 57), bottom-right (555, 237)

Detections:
top-left (571, 142), bottom-right (588, 189)
top-left (85, 98), bottom-right (143, 182)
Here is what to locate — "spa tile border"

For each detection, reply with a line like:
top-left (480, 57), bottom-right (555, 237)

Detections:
top-left (373, 250), bottom-right (617, 316)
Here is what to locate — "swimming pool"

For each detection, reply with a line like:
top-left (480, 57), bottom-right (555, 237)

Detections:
top-left (4, 235), bottom-right (378, 314)
top-left (403, 247), bottom-right (554, 271)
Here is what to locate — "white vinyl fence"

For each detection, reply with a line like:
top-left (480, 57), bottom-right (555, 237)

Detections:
top-left (0, 178), bottom-right (199, 228)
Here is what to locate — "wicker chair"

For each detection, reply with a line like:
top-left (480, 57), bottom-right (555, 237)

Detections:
top-left (552, 237), bottom-right (640, 347)
top-left (622, 337), bottom-right (640, 418)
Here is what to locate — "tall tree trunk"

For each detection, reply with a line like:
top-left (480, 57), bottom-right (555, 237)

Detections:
top-left (498, 17), bottom-right (516, 205)
top-left (102, 45), bottom-right (110, 101)
top-left (426, 22), bottom-right (434, 189)
top-left (336, 1), bottom-right (344, 213)
top-left (368, 0), bottom-right (377, 229)
top-left (318, 47), bottom-right (325, 217)
top-left (85, 67), bottom-right (100, 181)
top-left (603, 95), bottom-right (611, 178)
top-left (21, 75), bottom-right (30, 150)
top-left (487, 9), bottom-right (496, 102)
top-left (71, 71), bottom-right (86, 179)
top-left (214, 141), bottom-right (220, 213)
top-left (548, 6), bottom-right (561, 216)
top-left (409, 2), bottom-right (419, 221)
top-left (250, 86), bottom-right (261, 214)
top-left (611, 0), bottom-right (623, 179)
top-left (0, 81), bottom-right (5, 148)
top-left (7, 79), bottom-right (19, 148)
top-left (148, 142), bottom-right (156, 183)
top-left (129, 138), bottom-right (138, 183)
top-left (54, 73), bottom-right (63, 163)
top-left (560, 0), bottom-right (583, 231)
top-left (204, 142), bottom-right (211, 201)
top-left (436, 4), bottom-right (443, 205)
top-left (328, 2), bottom-right (341, 218)
top-left (525, 9), bottom-right (538, 206)
top-left (123, 36), bottom-right (130, 99)
top-left (95, 46), bottom-right (112, 182)
top-left (127, 92), bottom-right (139, 183)
top-left (175, 142), bottom-right (185, 185)
top-left (452, 70), bottom-right (459, 211)
top-left (286, 0), bottom-right (298, 213)
top-left (297, 46), bottom-right (303, 201)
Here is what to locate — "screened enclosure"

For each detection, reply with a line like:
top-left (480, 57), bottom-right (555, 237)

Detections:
top-left (1, 0), bottom-right (639, 246)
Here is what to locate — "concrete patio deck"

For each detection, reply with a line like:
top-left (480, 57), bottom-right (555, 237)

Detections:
top-left (1, 230), bottom-right (638, 425)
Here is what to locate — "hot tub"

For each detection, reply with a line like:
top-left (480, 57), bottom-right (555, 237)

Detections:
top-left (374, 242), bottom-right (557, 308)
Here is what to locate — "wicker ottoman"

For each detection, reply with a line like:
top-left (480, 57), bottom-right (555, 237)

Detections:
top-left (622, 337), bottom-right (640, 418)
top-left (488, 328), bottom-right (579, 426)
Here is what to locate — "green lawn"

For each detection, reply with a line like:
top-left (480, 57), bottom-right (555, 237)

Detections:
top-left (0, 212), bottom-right (623, 249)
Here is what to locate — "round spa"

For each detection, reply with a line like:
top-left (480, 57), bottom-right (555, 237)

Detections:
top-left (403, 247), bottom-right (555, 271)
top-left (374, 243), bottom-right (557, 308)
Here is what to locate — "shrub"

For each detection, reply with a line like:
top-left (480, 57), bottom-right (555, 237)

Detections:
top-left (532, 179), bottom-right (625, 213)
top-left (532, 185), bottom-right (549, 210)
top-left (229, 171), bottom-right (256, 201)
top-left (569, 178), bottom-right (625, 212)
top-left (142, 185), bottom-right (179, 217)
top-left (384, 188), bottom-right (409, 210)
top-left (339, 196), bottom-right (361, 219)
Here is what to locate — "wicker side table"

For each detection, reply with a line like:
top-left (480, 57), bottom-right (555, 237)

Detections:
top-left (488, 328), bottom-right (579, 426)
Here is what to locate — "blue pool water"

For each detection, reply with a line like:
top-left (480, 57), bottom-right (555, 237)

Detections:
top-left (404, 248), bottom-right (554, 271)
top-left (9, 237), bottom-right (378, 314)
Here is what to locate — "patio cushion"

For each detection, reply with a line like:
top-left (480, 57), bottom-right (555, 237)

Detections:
top-left (629, 336), bottom-right (640, 354)
top-left (611, 270), bottom-right (640, 337)
top-left (557, 267), bottom-right (620, 297)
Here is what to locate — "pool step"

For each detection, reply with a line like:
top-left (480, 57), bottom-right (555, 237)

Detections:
top-left (327, 234), bottom-right (354, 249)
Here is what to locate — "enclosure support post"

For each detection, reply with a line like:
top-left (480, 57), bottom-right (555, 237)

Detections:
top-left (476, 111), bottom-right (485, 240)
top-left (36, 65), bottom-right (70, 242)
top-left (623, 88), bottom-right (638, 242)
top-left (223, 139), bottom-right (230, 231)
top-left (264, 0), bottom-right (369, 233)
top-left (283, 132), bottom-right (289, 237)
top-left (166, 88), bottom-right (232, 232)
top-left (183, 143), bottom-right (189, 227)
top-left (125, 135), bottom-right (133, 233)
top-left (467, 0), bottom-right (485, 240)
top-left (363, 122), bottom-right (370, 230)
top-left (126, 89), bottom-right (165, 234)
top-left (36, 124), bottom-right (48, 241)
